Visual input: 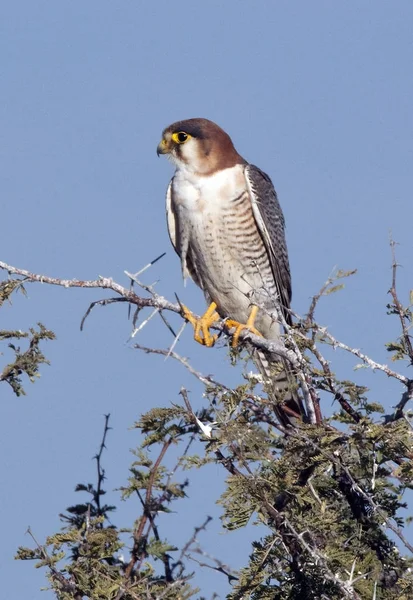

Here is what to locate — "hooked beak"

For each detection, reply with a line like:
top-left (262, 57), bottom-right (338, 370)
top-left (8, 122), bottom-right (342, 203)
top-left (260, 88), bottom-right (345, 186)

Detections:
top-left (157, 138), bottom-right (169, 156)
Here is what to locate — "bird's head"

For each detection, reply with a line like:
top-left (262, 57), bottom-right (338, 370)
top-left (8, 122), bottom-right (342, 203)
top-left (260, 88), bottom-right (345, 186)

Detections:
top-left (157, 118), bottom-right (244, 175)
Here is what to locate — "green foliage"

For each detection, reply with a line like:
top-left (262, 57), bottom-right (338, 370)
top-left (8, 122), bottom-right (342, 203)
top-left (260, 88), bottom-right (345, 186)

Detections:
top-left (0, 278), bottom-right (27, 306)
top-left (16, 416), bottom-right (200, 599)
top-left (5, 261), bottom-right (413, 598)
top-left (0, 323), bottom-right (55, 395)
top-left (0, 277), bottom-right (55, 395)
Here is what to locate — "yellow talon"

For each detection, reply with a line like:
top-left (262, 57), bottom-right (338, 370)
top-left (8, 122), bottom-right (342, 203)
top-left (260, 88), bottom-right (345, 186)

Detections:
top-left (225, 305), bottom-right (262, 347)
top-left (181, 302), bottom-right (219, 347)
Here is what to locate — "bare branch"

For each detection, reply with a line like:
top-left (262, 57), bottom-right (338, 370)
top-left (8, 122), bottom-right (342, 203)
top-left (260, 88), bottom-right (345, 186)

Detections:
top-left (81, 297), bottom-right (128, 331)
top-left (26, 527), bottom-right (83, 599)
top-left (306, 268), bottom-right (357, 331)
top-left (134, 343), bottom-right (231, 391)
top-left (94, 414), bottom-right (111, 518)
top-left (309, 341), bottom-right (362, 423)
top-left (0, 260), bottom-right (297, 363)
top-left (269, 304), bottom-right (318, 424)
top-left (165, 320), bottom-right (187, 359)
top-left (0, 259), bottom-right (181, 312)
top-left (388, 380), bottom-right (413, 421)
top-left (312, 324), bottom-right (409, 385)
top-left (389, 238), bottom-right (413, 365)
top-left (124, 438), bottom-right (173, 580)
top-left (2, 260), bottom-right (410, 425)
top-left (188, 547), bottom-right (237, 583)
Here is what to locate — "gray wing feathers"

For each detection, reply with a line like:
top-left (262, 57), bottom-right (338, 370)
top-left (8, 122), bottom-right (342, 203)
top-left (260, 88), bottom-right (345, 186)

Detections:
top-left (245, 164), bottom-right (292, 324)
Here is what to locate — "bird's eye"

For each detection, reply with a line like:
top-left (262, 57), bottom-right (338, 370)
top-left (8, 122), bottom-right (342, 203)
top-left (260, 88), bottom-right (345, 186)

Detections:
top-left (172, 131), bottom-right (190, 144)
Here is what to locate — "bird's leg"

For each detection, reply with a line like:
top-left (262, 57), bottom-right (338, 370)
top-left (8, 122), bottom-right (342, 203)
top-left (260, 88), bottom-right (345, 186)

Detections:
top-left (225, 305), bottom-right (263, 347)
top-left (181, 302), bottom-right (219, 347)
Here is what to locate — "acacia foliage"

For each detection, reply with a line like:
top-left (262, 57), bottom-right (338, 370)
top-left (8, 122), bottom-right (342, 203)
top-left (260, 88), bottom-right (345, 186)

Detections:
top-left (2, 260), bottom-right (413, 600)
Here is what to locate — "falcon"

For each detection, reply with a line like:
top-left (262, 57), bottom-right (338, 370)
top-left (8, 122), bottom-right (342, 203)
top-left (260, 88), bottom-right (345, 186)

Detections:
top-left (157, 118), bottom-right (300, 421)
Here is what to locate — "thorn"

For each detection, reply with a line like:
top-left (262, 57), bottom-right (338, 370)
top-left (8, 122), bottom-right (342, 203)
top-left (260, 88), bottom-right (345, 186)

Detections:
top-left (126, 252), bottom-right (166, 280)
top-left (165, 320), bottom-right (187, 361)
top-left (158, 310), bottom-right (177, 337)
top-left (175, 293), bottom-right (185, 315)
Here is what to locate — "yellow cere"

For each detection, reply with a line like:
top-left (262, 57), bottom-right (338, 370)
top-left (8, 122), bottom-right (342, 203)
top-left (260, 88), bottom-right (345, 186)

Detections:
top-left (172, 131), bottom-right (191, 144)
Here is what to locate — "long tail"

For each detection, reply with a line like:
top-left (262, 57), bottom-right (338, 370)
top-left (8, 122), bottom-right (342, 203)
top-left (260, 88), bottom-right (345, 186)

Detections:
top-left (252, 348), bottom-right (305, 426)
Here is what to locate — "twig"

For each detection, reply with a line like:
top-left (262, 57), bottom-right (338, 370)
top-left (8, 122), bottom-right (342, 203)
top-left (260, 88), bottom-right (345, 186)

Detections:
top-left (175, 516), bottom-right (213, 569)
top-left (285, 427), bottom-right (413, 556)
top-left (279, 517), bottom-right (361, 600)
top-left (124, 438), bottom-right (173, 580)
top-left (309, 342), bottom-right (361, 422)
top-left (389, 239), bottom-right (413, 365)
top-left (135, 488), bottom-right (173, 583)
top-left (125, 252), bottom-right (166, 320)
top-left (26, 527), bottom-right (83, 599)
top-left (2, 259), bottom-right (410, 429)
top-left (80, 297), bottom-right (129, 331)
top-left (268, 303), bottom-right (318, 424)
top-left (132, 433), bottom-right (195, 585)
top-left (0, 259), bottom-right (181, 312)
top-left (158, 310), bottom-right (177, 338)
top-left (0, 261), bottom-right (298, 363)
top-left (305, 268), bottom-right (357, 335)
top-left (94, 414), bottom-right (111, 518)
top-left (390, 380), bottom-right (413, 421)
top-left (165, 320), bottom-right (187, 360)
top-left (129, 308), bottom-right (160, 339)
top-left (236, 261), bottom-right (318, 423)
top-left (306, 268), bottom-right (337, 329)
top-left (135, 344), bottom-right (231, 391)
top-left (313, 324), bottom-right (409, 385)
top-left (128, 253), bottom-right (166, 280)
top-left (187, 547), bottom-right (237, 582)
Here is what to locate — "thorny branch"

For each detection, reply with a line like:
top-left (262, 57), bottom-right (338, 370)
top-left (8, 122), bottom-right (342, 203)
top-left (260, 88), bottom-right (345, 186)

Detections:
top-left (134, 343), bottom-right (231, 391)
top-left (302, 259), bottom-right (413, 423)
top-left (187, 547), bottom-right (237, 583)
top-left (190, 402), bottom-right (361, 598)
top-left (305, 269), bottom-right (357, 333)
top-left (26, 527), bottom-right (83, 600)
top-left (312, 324), bottom-right (408, 386)
top-left (268, 302), bottom-right (318, 424)
top-left (7, 243), bottom-right (413, 598)
top-left (181, 388), bottom-right (361, 599)
top-left (389, 239), bottom-right (413, 366)
top-left (390, 380), bottom-right (413, 422)
top-left (0, 260), bottom-right (307, 368)
top-left (308, 340), bottom-right (362, 423)
top-left (283, 425), bottom-right (413, 557)
top-left (94, 413), bottom-right (111, 518)
top-left (2, 258), bottom-right (412, 424)
top-left (173, 516), bottom-right (213, 574)
top-left (124, 438), bottom-right (173, 580)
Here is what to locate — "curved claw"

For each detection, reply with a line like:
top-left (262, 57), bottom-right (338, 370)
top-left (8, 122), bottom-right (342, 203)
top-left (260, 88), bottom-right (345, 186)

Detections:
top-left (225, 305), bottom-right (262, 347)
top-left (181, 302), bottom-right (219, 347)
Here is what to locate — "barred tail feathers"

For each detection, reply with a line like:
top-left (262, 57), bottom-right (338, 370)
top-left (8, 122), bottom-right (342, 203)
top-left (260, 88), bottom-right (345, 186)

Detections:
top-left (253, 348), bottom-right (304, 425)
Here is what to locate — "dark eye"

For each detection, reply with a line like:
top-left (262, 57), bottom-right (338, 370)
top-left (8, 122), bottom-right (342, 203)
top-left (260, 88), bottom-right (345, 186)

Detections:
top-left (177, 132), bottom-right (188, 143)
top-left (172, 131), bottom-right (191, 145)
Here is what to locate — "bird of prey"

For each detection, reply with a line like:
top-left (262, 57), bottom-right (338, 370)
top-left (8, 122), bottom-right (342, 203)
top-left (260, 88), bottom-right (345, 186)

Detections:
top-left (158, 118), bottom-right (301, 421)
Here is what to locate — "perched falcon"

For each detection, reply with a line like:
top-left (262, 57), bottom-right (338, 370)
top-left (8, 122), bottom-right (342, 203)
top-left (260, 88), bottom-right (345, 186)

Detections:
top-left (158, 118), bottom-right (301, 421)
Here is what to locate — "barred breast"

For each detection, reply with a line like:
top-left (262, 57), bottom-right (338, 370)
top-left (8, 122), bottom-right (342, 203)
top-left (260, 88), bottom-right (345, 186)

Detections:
top-left (171, 164), bottom-right (281, 340)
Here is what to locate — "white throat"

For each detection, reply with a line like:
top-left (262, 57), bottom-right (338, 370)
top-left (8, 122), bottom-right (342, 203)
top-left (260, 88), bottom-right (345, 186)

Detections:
top-left (172, 163), bottom-right (245, 212)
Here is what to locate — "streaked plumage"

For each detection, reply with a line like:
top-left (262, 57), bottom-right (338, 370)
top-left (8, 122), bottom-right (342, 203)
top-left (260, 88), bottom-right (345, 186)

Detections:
top-left (158, 118), bottom-right (300, 422)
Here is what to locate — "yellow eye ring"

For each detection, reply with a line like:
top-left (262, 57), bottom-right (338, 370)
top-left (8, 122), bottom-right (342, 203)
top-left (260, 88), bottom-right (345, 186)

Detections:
top-left (172, 131), bottom-right (191, 144)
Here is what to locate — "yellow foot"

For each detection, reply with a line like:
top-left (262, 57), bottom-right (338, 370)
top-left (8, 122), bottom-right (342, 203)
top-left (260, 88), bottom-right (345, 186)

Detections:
top-left (225, 305), bottom-right (262, 347)
top-left (181, 302), bottom-right (219, 347)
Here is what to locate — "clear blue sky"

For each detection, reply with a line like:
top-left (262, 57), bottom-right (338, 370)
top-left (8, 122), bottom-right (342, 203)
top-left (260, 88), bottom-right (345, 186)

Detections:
top-left (1, 2), bottom-right (413, 598)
